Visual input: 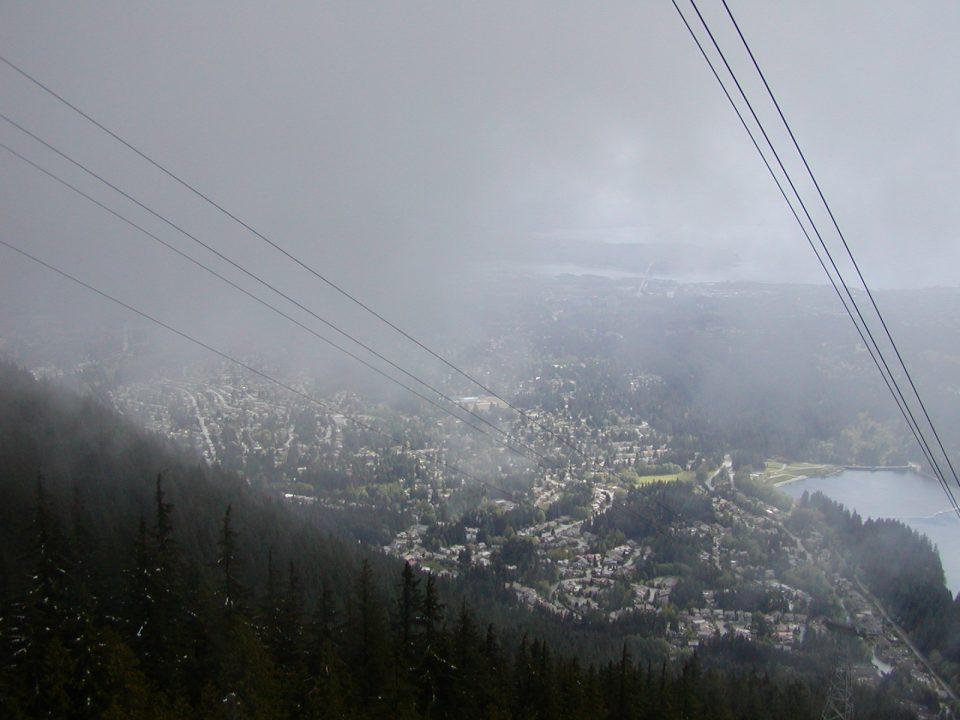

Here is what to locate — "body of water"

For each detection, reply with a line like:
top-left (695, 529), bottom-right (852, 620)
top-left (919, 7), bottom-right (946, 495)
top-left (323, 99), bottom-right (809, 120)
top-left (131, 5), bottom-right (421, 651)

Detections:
top-left (779, 469), bottom-right (960, 595)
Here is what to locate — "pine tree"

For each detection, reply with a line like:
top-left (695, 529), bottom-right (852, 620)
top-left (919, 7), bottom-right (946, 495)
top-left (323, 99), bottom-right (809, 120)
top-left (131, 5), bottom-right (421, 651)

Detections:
top-left (558, 656), bottom-right (587, 720)
top-left (482, 624), bottom-right (511, 719)
top-left (415, 571), bottom-right (447, 717)
top-left (305, 581), bottom-right (351, 719)
top-left (70, 484), bottom-right (100, 600)
top-left (533, 639), bottom-right (560, 720)
top-left (396, 561), bottom-right (422, 663)
top-left (4, 478), bottom-right (117, 719)
top-left (449, 601), bottom-right (483, 717)
top-left (14, 477), bottom-right (77, 718)
top-left (349, 558), bottom-right (387, 713)
top-left (615, 644), bottom-right (635, 720)
top-left (276, 562), bottom-right (305, 669)
top-left (308, 580), bottom-right (339, 676)
top-left (125, 516), bottom-right (152, 646)
top-left (678, 650), bottom-right (703, 720)
top-left (387, 562), bottom-right (423, 720)
top-left (513, 634), bottom-right (535, 718)
top-left (214, 505), bottom-right (245, 617)
top-left (421, 572), bottom-right (444, 648)
top-left (95, 628), bottom-right (154, 720)
top-left (258, 549), bottom-right (282, 658)
top-left (124, 475), bottom-right (188, 694)
top-left (154, 474), bottom-right (174, 557)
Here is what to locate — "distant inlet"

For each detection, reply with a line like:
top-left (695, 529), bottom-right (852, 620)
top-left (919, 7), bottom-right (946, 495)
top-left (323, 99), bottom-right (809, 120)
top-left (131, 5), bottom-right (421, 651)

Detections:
top-left (771, 464), bottom-right (927, 488)
top-left (780, 468), bottom-right (960, 594)
top-left (841, 464), bottom-right (940, 483)
top-left (843, 465), bottom-right (915, 472)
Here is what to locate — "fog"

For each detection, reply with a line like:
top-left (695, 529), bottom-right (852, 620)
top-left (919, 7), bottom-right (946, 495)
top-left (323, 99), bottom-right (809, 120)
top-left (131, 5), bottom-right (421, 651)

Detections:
top-left (1, 1), bottom-right (959, 361)
top-left (5, 8), bottom-right (960, 707)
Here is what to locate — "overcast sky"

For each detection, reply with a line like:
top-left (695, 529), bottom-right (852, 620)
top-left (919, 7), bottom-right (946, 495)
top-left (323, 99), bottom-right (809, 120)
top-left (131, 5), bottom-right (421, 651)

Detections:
top-left (1, 1), bottom-right (959, 353)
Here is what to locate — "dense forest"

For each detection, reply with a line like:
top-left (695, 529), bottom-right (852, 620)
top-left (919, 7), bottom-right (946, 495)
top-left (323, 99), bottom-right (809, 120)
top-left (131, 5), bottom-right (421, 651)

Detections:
top-left (794, 491), bottom-right (960, 687)
top-left (511, 281), bottom-right (957, 469)
top-left (0, 363), bottom-right (921, 717)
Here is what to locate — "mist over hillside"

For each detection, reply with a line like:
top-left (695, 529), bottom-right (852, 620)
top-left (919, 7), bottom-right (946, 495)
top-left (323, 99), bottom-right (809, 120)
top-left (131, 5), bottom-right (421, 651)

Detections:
top-left (4, 2), bottom-right (960, 717)
top-left (0, 357), bottom-right (943, 720)
top-left (7, 277), bottom-right (959, 471)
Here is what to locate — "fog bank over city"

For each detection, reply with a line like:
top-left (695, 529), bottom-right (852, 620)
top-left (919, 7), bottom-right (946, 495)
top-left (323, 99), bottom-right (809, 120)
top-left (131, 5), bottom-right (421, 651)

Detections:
top-left (3, 2), bottom-right (960, 356)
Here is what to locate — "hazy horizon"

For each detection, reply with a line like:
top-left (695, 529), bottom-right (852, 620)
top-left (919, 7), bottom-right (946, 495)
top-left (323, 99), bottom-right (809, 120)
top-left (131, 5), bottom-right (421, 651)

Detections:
top-left (3, 1), bottom-right (960, 355)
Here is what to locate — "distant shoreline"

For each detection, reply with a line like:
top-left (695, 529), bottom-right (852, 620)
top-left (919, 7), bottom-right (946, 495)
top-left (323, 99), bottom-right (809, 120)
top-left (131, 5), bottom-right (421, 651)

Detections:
top-left (843, 465), bottom-right (914, 472)
top-left (774, 464), bottom-right (935, 488)
top-left (769, 464), bottom-right (842, 488)
top-left (773, 469), bottom-right (841, 488)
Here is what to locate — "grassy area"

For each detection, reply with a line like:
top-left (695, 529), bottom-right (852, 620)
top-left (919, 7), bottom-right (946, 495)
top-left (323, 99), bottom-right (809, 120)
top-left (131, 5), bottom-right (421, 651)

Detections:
top-left (758, 460), bottom-right (838, 486)
top-left (620, 469), bottom-right (696, 486)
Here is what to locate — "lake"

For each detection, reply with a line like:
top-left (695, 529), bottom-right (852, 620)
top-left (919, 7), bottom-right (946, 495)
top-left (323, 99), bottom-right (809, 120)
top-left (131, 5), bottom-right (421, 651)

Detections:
top-left (779, 469), bottom-right (960, 595)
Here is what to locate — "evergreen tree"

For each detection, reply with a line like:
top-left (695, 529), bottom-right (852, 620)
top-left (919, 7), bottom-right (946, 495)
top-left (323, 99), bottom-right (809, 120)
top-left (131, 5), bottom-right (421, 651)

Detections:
top-left (416, 571), bottom-right (447, 717)
top-left (15, 477), bottom-right (75, 717)
top-left (447, 601), bottom-right (482, 717)
top-left (421, 572), bottom-right (444, 648)
top-left (280, 562), bottom-right (305, 668)
top-left (215, 505), bottom-right (245, 617)
top-left (124, 475), bottom-right (188, 694)
top-left (8, 478), bottom-right (112, 719)
top-left (124, 516), bottom-right (152, 649)
top-left (308, 579), bottom-right (339, 676)
top-left (69, 484), bottom-right (100, 603)
top-left (389, 562), bottom-right (423, 719)
top-left (0, 367), bottom-right (931, 720)
top-left (305, 582), bottom-right (351, 719)
top-left (396, 561), bottom-right (423, 663)
top-left (348, 558), bottom-right (387, 713)
top-left (274, 561), bottom-right (310, 716)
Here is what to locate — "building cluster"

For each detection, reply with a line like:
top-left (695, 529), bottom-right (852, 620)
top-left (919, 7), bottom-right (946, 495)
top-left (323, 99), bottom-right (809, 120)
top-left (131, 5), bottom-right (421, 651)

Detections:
top-left (110, 373), bottom-right (318, 472)
top-left (105, 363), bottom-right (952, 705)
top-left (674, 607), bottom-right (807, 651)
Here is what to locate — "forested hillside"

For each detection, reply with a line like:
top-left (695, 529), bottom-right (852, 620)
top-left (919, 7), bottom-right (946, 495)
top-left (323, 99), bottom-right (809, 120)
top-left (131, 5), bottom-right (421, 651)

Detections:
top-left (0, 362), bottom-right (916, 718)
top-left (795, 491), bottom-right (960, 687)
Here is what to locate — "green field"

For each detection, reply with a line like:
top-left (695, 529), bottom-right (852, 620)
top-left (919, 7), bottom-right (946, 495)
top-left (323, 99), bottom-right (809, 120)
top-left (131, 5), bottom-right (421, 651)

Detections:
top-left (759, 460), bottom-right (838, 486)
top-left (620, 469), bottom-right (696, 486)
